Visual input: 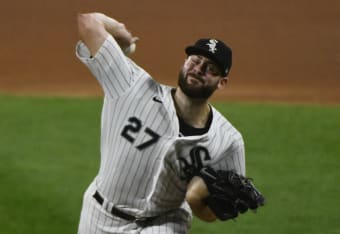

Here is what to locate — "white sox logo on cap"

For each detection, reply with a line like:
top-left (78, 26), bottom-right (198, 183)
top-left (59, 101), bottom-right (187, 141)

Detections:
top-left (206, 39), bottom-right (218, 53)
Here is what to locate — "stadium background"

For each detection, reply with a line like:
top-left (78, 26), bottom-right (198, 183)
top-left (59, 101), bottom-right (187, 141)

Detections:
top-left (1, 0), bottom-right (339, 103)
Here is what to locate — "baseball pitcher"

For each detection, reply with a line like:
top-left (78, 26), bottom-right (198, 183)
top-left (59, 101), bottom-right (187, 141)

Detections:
top-left (75, 12), bottom-right (265, 234)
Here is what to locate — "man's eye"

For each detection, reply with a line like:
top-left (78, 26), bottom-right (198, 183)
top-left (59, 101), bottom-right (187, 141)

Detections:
top-left (207, 65), bottom-right (218, 74)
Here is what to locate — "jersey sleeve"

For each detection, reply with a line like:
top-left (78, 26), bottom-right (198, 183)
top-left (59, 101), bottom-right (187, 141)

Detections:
top-left (224, 134), bottom-right (246, 176)
top-left (211, 130), bottom-right (246, 177)
top-left (75, 35), bottom-right (136, 98)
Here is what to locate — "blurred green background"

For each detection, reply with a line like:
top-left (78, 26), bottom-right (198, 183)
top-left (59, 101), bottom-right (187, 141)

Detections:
top-left (1, 95), bottom-right (339, 234)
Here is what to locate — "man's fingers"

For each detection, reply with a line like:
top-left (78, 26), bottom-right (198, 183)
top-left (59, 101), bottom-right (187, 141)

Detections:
top-left (131, 37), bottom-right (139, 44)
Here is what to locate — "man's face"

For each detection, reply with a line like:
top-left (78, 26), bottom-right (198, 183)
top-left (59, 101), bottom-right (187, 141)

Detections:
top-left (178, 55), bottom-right (225, 99)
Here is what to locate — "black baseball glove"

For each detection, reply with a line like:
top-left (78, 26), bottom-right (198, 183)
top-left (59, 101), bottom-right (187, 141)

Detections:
top-left (198, 166), bottom-right (265, 221)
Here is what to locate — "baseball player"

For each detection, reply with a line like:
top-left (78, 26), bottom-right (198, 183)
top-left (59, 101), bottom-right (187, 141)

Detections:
top-left (75, 12), bottom-right (260, 234)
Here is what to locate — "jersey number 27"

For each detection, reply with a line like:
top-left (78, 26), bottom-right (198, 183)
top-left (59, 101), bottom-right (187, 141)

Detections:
top-left (121, 117), bottom-right (160, 150)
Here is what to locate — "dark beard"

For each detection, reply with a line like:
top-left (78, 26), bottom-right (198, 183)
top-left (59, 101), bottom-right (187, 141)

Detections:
top-left (177, 70), bottom-right (218, 99)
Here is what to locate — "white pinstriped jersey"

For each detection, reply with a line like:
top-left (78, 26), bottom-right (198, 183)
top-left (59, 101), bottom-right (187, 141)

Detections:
top-left (76, 35), bottom-right (245, 224)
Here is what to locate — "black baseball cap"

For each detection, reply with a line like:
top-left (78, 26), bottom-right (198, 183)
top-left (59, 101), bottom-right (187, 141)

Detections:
top-left (185, 38), bottom-right (232, 76)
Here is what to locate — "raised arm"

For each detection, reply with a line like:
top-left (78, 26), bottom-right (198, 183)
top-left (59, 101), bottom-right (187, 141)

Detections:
top-left (77, 13), bottom-right (137, 56)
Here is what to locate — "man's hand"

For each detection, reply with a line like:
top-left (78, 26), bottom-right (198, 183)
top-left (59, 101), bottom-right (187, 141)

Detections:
top-left (77, 13), bottom-right (138, 56)
top-left (91, 13), bottom-right (138, 54)
top-left (198, 166), bottom-right (265, 221)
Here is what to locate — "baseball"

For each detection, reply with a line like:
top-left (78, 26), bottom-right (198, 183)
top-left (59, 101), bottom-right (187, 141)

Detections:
top-left (124, 43), bottom-right (136, 55)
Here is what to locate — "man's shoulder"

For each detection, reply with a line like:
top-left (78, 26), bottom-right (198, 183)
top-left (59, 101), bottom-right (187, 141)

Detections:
top-left (210, 106), bottom-right (243, 137)
top-left (210, 106), bottom-right (232, 126)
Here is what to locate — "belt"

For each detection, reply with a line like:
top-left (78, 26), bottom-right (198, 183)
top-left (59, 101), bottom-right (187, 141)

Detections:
top-left (93, 191), bottom-right (154, 226)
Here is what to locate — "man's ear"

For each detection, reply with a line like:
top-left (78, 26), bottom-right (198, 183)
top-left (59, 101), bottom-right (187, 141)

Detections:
top-left (217, 77), bottom-right (228, 90)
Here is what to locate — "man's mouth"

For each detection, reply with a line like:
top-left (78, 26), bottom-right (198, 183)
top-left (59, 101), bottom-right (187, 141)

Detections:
top-left (187, 73), bottom-right (204, 84)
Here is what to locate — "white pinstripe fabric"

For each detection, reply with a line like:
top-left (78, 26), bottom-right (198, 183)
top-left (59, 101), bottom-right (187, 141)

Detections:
top-left (76, 35), bottom-right (245, 234)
